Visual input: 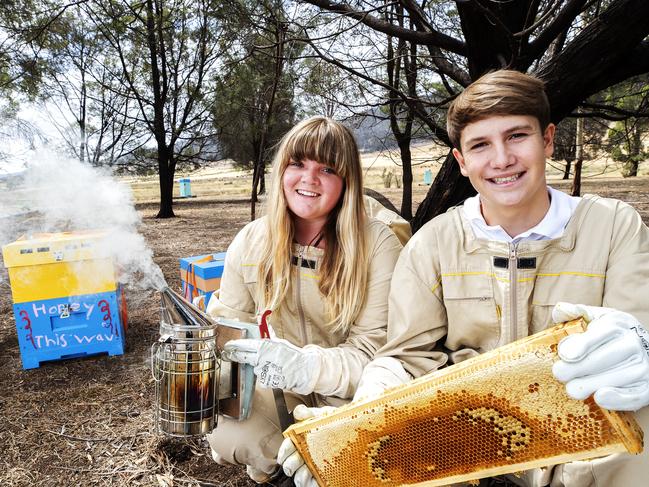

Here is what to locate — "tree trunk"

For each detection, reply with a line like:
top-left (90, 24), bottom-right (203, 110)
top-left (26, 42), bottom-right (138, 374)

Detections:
top-left (398, 139), bottom-right (413, 220)
top-left (624, 128), bottom-right (641, 177)
top-left (259, 165), bottom-right (266, 194)
top-left (571, 116), bottom-right (584, 196)
top-left (411, 151), bottom-right (476, 233)
top-left (79, 70), bottom-right (87, 164)
top-left (562, 159), bottom-right (572, 179)
top-left (157, 147), bottom-right (175, 218)
top-left (79, 120), bottom-right (86, 164)
top-left (251, 163), bottom-right (260, 204)
top-left (571, 160), bottom-right (582, 196)
top-left (385, 10), bottom-right (415, 221)
top-left (251, 20), bottom-right (284, 221)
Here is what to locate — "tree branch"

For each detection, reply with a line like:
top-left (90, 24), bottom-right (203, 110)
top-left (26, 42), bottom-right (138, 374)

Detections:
top-left (301, 0), bottom-right (466, 54)
top-left (527, 0), bottom-right (588, 60)
top-left (538, 0), bottom-right (649, 122)
top-left (303, 27), bottom-right (450, 143)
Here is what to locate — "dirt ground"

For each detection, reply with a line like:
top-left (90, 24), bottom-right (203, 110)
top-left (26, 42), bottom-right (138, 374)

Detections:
top-left (1, 176), bottom-right (648, 487)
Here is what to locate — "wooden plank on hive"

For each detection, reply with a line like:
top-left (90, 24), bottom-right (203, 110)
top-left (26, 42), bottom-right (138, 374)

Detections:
top-left (284, 320), bottom-right (643, 487)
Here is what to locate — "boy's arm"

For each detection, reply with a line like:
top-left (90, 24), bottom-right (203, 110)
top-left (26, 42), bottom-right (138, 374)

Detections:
top-left (550, 202), bottom-right (649, 412)
top-left (601, 201), bottom-right (649, 324)
top-left (372, 231), bottom-right (450, 381)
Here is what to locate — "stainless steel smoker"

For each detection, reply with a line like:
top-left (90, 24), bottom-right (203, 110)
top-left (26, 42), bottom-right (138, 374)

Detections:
top-left (152, 287), bottom-right (258, 436)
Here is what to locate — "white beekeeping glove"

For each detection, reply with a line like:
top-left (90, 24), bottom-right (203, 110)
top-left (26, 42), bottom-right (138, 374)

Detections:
top-left (223, 336), bottom-right (322, 395)
top-left (352, 356), bottom-right (412, 402)
top-left (277, 405), bottom-right (336, 487)
top-left (552, 302), bottom-right (649, 411)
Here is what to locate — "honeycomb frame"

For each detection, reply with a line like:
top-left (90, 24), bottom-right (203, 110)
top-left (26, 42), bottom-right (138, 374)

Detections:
top-left (284, 320), bottom-right (643, 487)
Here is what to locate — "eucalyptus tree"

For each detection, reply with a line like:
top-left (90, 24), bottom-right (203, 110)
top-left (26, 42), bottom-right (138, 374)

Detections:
top-left (212, 0), bottom-right (299, 206)
top-left (0, 0), bottom-right (53, 98)
top-left (601, 75), bottom-right (649, 177)
top-left (0, 0), bottom-right (72, 159)
top-left (296, 0), bottom-right (649, 230)
top-left (83, 0), bottom-right (230, 218)
top-left (34, 7), bottom-right (144, 166)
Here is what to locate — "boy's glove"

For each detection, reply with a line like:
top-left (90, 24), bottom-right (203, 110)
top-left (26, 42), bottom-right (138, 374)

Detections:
top-left (352, 356), bottom-right (412, 402)
top-left (277, 405), bottom-right (336, 487)
top-left (223, 337), bottom-right (321, 395)
top-left (552, 302), bottom-right (649, 411)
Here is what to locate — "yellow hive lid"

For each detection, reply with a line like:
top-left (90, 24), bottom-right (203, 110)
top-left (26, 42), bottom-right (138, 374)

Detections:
top-left (2, 230), bottom-right (112, 268)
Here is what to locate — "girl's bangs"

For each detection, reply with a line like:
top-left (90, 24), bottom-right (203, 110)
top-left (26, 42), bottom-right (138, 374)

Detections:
top-left (284, 123), bottom-right (349, 177)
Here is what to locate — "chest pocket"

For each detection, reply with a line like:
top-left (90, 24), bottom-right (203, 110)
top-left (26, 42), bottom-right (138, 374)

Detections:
top-left (442, 272), bottom-right (500, 351)
top-left (240, 264), bottom-right (259, 301)
top-left (530, 271), bottom-right (606, 334)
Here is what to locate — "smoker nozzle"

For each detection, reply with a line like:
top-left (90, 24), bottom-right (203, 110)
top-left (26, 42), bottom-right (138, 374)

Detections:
top-left (160, 286), bottom-right (216, 328)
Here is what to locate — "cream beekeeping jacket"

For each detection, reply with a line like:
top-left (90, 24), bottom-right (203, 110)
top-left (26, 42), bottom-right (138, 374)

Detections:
top-left (207, 216), bottom-right (403, 400)
top-left (364, 195), bottom-right (412, 246)
top-left (377, 194), bottom-right (649, 487)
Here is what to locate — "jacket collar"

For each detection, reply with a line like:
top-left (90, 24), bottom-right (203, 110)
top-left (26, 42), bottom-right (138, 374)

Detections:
top-left (458, 194), bottom-right (599, 255)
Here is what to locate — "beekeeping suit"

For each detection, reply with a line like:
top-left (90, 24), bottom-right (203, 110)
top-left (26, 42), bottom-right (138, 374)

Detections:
top-left (365, 193), bottom-right (649, 487)
top-left (363, 195), bottom-right (412, 246)
top-left (205, 215), bottom-right (402, 480)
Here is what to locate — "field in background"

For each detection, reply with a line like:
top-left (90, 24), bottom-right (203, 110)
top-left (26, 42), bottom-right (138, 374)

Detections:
top-left (125, 142), bottom-right (648, 205)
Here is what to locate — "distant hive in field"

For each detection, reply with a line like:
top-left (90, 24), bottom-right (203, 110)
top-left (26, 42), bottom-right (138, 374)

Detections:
top-left (284, 320), bottom-right (643, 487)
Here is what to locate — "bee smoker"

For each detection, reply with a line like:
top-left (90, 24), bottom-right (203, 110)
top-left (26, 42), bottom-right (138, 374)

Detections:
top-left (151, 287), bottom-right (257, 436)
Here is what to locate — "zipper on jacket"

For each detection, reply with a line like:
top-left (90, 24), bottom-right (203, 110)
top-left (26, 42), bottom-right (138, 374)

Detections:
top-left (295, 245), bottom-right (308, 346)
top-left (295, 245), bottom-right (319, 404)
top-left (508, 242), bottom-right (518, 344)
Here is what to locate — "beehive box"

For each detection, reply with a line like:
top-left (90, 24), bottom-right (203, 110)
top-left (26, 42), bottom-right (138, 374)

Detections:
top-left (178, 178), bottom-right (193, 197)
top-left (179, 252), bottom-right (225, 306)
top-left (2, 231), bottom-right (128, 369)
top-left (284, 320), bottom-right (643, 487)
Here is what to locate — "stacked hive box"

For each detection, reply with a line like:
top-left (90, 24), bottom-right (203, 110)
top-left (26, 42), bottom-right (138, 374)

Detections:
top-left (179, 252), bottom-right (225, 308)
top-left (2, 231), bottom-right (128, 369)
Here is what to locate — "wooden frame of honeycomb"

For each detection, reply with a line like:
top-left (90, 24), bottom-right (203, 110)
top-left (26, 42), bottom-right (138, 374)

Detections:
top-left (284, 320), bottom-right (643, 487)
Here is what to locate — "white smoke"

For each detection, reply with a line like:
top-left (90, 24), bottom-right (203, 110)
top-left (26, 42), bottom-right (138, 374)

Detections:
top-left (0, 149), bottom-right (167, 291)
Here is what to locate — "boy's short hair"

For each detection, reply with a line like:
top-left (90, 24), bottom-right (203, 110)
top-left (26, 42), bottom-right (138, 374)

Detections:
top-left (447, 70), bottom-right (551, 150)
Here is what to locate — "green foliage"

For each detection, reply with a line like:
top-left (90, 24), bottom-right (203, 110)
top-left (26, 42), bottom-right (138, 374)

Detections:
top-left (603, 76), bottom-right (649, 177)
top-left (214, 72), bottom-right (296, 168)
top-left (212, 2), bottom-right (298, 168)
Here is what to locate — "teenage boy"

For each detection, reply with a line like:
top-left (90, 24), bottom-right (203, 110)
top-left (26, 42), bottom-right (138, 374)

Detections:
top-left (279, 70), bottom-right (649, 487)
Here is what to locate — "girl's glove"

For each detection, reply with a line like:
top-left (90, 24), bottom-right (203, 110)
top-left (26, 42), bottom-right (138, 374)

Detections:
top-left (223, 337), bottom-right (321, 395)
top-left (277, 405), bottom-right (336, 487)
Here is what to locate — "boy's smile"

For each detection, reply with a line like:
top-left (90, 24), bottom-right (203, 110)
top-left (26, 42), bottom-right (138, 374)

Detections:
top-left (452, 115), bottom-right (555, 236)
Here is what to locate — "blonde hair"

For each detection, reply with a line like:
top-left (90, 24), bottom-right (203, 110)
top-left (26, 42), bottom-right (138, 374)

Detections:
top-left (258, 116), bottom-right (369, 333)
top-left (447, 70), bottom-right (551, 149)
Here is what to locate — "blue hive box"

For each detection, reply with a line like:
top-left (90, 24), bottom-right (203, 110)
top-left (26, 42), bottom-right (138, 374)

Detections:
top-left (179, 178), bottom-right (192, 197)
top-left (12, 289), bottom-right (128, 369)
top-left (2, 231), bottom-right (128, 369)
top-left (179, 252), bottom-right (226, 308)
